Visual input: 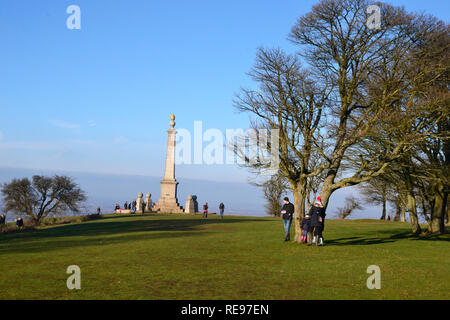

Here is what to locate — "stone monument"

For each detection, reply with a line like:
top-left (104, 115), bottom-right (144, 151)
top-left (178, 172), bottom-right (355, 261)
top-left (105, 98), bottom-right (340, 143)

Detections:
top-left (154, 114), bottom-right (184, 213)
top-left (136, 192), bottom-right (144, 212)
top-left (192, 195), bottom-right (199, 213)
top-left (184, 195), bottom-right (195, 213)
top-left (145, 193), bottom-right (153, 212)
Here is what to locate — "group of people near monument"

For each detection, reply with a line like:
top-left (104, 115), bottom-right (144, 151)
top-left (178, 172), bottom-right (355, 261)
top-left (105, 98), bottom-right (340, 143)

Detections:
top-left (281, 196), bottom-right (326, 246)
top-left (114, 200), bottom-right (151, 214)
top-left (113, 199), bottom-right (225, 217)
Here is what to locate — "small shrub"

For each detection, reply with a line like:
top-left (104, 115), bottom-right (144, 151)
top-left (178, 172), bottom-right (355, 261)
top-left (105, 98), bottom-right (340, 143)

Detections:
top-left (0, 221), bottom-right (36, 234)
top-left (0, 213), bottom-right (102, 234)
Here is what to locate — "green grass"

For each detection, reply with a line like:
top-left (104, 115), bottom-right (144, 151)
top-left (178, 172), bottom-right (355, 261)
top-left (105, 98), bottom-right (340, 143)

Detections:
top-left (0, 213), bottom-right (449, 300)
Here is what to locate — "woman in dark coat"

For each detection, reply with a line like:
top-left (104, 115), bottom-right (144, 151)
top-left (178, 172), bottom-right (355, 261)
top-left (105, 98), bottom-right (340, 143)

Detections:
top-left (309, 197), bottom-right (326, 246)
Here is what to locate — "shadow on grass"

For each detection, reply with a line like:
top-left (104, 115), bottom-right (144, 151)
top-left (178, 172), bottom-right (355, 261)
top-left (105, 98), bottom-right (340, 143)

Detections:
top-left (325, 237), bottom-right (397, 246)
top-left (325, 229), bottom-right (449, 246)
top-left (0, 216), bottom-right (269, 255)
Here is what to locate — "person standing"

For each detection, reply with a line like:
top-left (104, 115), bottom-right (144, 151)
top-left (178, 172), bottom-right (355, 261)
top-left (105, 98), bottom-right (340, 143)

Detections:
top-left (280, 197), bottom-right (295, 241)
top-left (124, 201), bottom-right (128, 211)
top-left (219, 202), bottom-right (225, 219)
top-left (203, 203), bottom-right (208, 218)
top-left (309, 197), bottom-right (326, 246)
top-left (15, 217), bottom-right (24, 230)
top-left (300, 214), bottom-right (311, 244)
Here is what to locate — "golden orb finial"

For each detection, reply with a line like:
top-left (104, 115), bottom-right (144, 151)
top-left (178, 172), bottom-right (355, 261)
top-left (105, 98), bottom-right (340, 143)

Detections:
top-left (170, 114), bottom-right (175, 121)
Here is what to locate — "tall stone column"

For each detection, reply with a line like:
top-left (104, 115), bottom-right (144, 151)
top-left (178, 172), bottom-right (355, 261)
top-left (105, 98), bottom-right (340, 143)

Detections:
top-left (154, 114), bottom-right (184, 213)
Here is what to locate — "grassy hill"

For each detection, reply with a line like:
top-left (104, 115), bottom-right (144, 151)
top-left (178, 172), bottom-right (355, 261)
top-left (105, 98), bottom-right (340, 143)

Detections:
top-left (0, 213), bottom-right (449, 300)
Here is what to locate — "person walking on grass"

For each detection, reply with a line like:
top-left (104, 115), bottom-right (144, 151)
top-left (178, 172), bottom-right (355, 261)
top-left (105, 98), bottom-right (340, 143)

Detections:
top-left (300, 213), bottom-right (311, 244)
top-left (309, 197), bottom-right (326, 246)
top-left (219, 202), bottom-right (225, 219)
top-left (203, 203), bottom-right (209, 218)
top-left (280, 197), bottom-right (294, 242)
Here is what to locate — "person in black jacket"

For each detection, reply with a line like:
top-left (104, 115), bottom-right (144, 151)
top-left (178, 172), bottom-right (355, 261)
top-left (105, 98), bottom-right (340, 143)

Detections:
top-left (300, 214), bottom-right (311, 244)
top-left (280, 197), bottom-right (295, 241)
top-left (309, 197), bottom-right (326, 246)
top-left (15, 217), bottom-right (24, 230)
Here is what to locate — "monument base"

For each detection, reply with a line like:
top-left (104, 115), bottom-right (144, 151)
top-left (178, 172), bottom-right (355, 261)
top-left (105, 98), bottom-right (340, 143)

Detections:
top-left (154, 200), bottom-right (184, 214)
top-left (154, 178), bottom-right (184, 213)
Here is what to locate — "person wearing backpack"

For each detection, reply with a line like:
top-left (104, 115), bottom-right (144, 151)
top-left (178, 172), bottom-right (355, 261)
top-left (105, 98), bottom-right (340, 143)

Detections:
top-left (280, 197), bottom-right (295, 241)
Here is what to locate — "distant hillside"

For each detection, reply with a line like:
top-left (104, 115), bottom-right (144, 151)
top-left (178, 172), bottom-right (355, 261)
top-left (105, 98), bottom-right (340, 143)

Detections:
top-left (0, 167), bottom-right (266, 219)
top-left (0, 167), bottom-right (387, 221)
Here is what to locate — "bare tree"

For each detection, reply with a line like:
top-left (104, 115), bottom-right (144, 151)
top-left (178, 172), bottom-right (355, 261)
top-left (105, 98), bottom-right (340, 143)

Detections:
top-left (337, 196), bottom-right (363, 219)
top-left (235, 0), bottom-right (448, 238)
top-left (289, 0), bottom-right (448, 235)
top-left (358, 15), bottom-right (449, 234)
top-left (251, 172), bottom-right (290, 217)
top-left (1, 175), bottom-right (86, 225)
top-left (289, 0), bottom-right (446, 207)
top-left (360, 178), bottom-right (391, 220)
top-left (233, 47), bottom-right (330, 242)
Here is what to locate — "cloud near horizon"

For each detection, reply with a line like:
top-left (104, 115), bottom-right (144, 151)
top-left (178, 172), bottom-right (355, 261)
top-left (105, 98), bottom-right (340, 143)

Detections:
top-left (48, 119), bottom-right (81, 130)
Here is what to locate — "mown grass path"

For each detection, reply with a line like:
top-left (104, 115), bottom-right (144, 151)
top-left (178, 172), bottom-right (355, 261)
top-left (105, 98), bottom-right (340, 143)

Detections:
top-left (1, 214), bottom-right (448, 299)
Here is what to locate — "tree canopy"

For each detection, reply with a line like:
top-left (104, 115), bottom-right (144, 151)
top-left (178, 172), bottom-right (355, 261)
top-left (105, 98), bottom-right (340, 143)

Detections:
top-left (1, 175), bottom-right (86, 224)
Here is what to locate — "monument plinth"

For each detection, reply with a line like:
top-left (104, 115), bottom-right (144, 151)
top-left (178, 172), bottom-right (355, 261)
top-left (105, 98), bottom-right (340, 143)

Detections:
top-left (154, 114), bottom-right (184, 213)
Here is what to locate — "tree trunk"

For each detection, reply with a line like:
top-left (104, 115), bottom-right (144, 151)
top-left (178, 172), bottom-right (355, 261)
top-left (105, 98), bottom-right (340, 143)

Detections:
top-left (401, 205), bottom-right (406, 222)
top-left (430, 184), bottom-right (446, 234)
top-left (394, 200), bottom-right (401, 221)
top-left (319, 184), bottom-right (334, 211)
top-left (293, 180), bottom-right (307, 243)
top-left (445, 196), bottom-right (449, 225)
top-left (407, 192), bottom-right (421, 235)
top-left (380, 199), bottom-right (386, 220)
top-left (422, 203), bottom-right (432, 233)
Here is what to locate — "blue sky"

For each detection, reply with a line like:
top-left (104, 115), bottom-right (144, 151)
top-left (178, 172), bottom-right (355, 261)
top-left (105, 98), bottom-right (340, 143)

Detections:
top-left (0, 0), bottom-right (449, 183)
